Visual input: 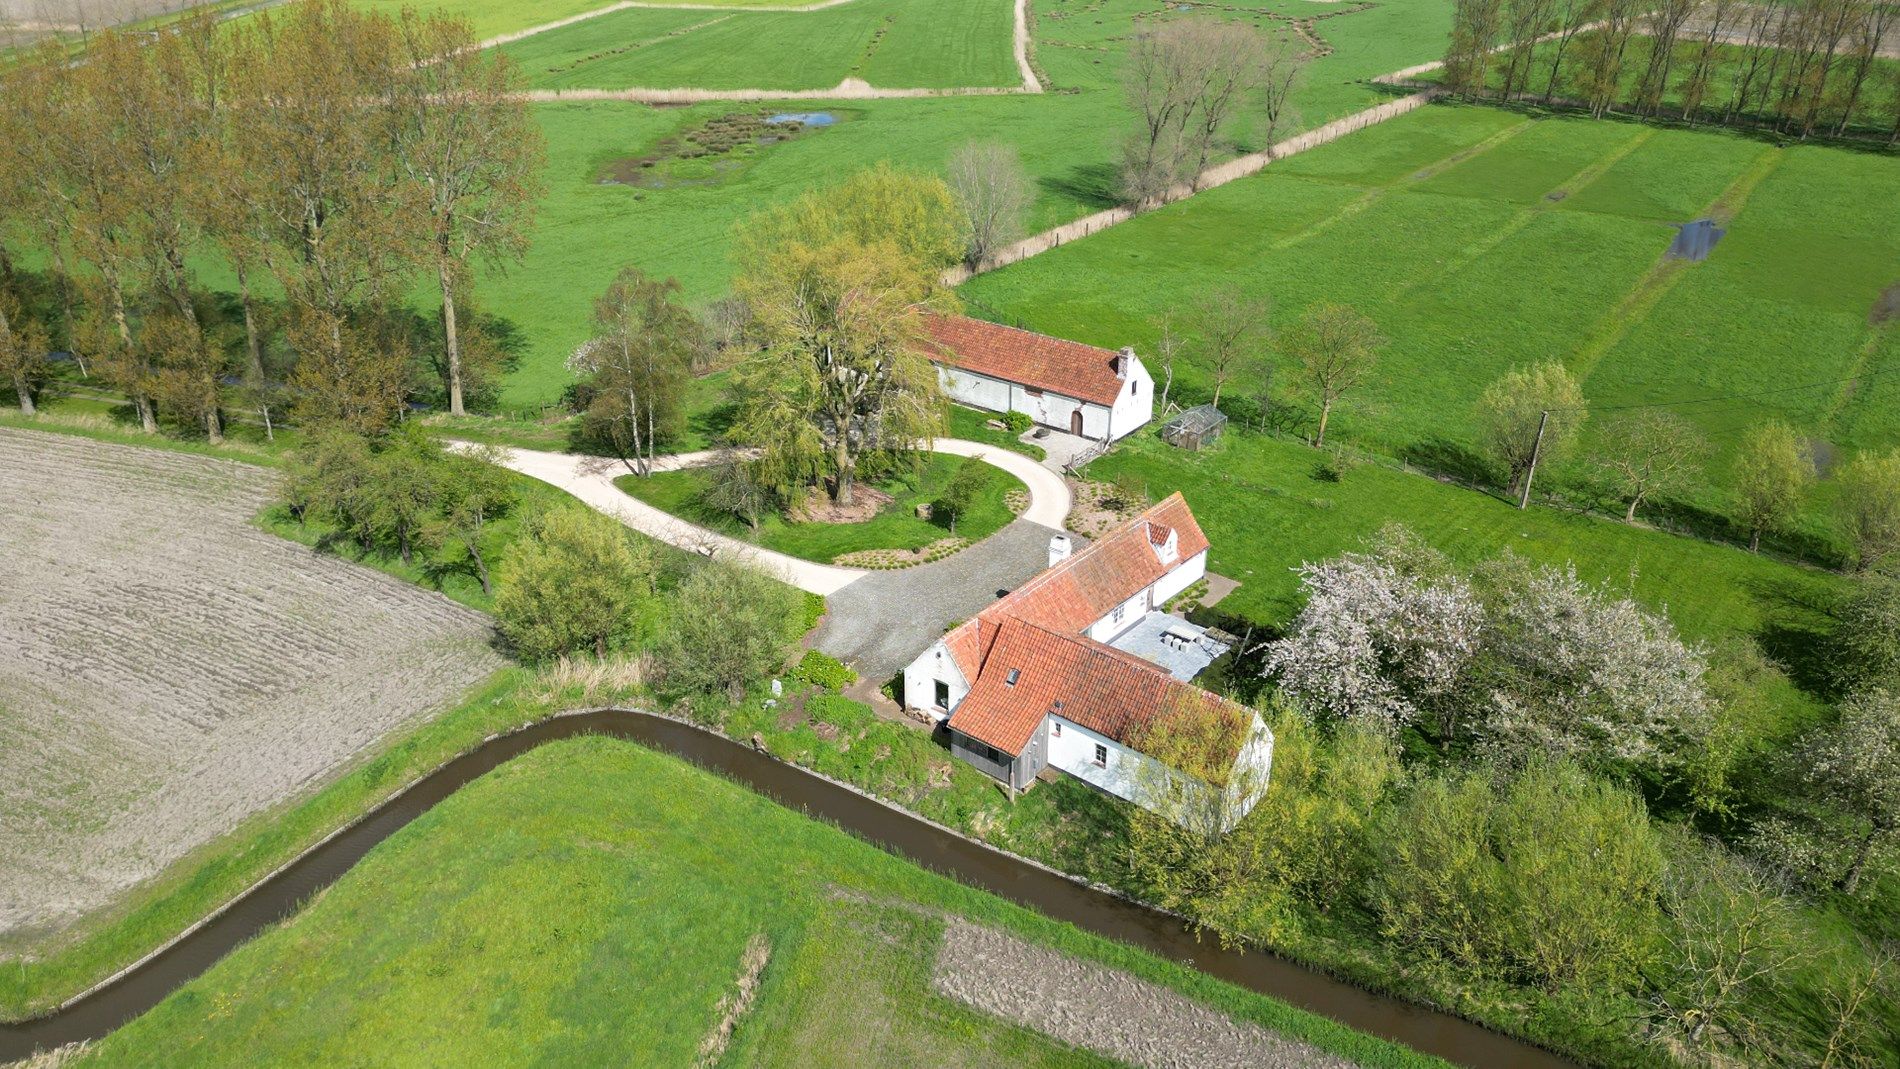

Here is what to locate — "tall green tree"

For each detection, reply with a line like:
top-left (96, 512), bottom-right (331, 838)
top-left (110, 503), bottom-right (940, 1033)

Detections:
top-left (1593, 410), bottom-right (1707, 524)
top-left (569, 268), bottom-right (701, 475)
top-left (229, 0), bottom-right (413, 433)
top-left (1835, 447), bottom-right (1900, 571)
top-left (730, 165), bottom-right (958, 506)
top-left (656, 561), bottom-right (801, 702)
top-left (389, 10), bottom-right (544, 417)
top-left (1473, 362), bottom-right (1586, 498)
top-left (1734, 421), bottom-right (1812, 552)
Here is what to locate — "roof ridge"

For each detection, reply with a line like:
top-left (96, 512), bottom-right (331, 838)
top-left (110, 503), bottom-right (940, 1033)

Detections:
top-left (929, 311), bottom-right (1123, 356)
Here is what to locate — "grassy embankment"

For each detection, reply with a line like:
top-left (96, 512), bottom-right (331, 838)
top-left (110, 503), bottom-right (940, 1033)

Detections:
top-left (614, 451), bottom-right (1024, 563)
top-left (71, 738), bottom-right (1448, 1069)
top-left (960, 100), bottom-right (1900, 557)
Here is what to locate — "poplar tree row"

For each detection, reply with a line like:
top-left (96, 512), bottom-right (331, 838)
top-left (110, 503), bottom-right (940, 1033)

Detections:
top-left (1445, 0), bottom-right (1900, 140)
top-left (0, 0), bottom-right (544, 436)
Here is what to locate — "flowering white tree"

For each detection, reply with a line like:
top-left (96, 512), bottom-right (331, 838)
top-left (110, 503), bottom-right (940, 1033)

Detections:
top-left (1265, 541), bottom-right (1482, 734)
top-left (1266, 530), bottom-right (1713, 771)
top-left (1475, 560), bottom-right (1713, 769)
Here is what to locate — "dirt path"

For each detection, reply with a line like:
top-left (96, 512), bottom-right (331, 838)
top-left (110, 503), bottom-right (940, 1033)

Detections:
top-left (0, 428), bottom-right (501, 950)
top-left (933, 921), bottom-right (1360, 1068)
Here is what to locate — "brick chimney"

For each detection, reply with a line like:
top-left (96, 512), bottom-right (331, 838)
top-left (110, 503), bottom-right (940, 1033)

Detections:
top-left (1048, 534), bottom-right (1072, 568)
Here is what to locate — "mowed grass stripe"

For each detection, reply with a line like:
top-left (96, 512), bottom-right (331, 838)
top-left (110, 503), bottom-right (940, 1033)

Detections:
top-left (1269, 115), bottom-right (1538, 252)
top-left (501, 0), bottom-right (1019, 91)
top-left (1566, 143), bottom-right (1783, 387)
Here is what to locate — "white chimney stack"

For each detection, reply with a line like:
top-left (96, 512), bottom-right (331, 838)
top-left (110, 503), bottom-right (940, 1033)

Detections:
top-left (1048, 534), bottom-right (1072, 568)
top-left (1115, 347), bottom-right (1135, 379)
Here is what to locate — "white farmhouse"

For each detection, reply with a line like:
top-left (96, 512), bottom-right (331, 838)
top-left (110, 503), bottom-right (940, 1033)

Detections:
top-left (921, 314), bottom-right (1154, 442)
top-left (902, 495), bottom-right (1272, 832)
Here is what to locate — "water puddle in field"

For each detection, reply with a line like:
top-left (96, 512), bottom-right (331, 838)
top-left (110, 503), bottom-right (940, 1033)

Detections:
top-left (599, 110), bottom-right (840, 190)
top-left (0, 710), bottom-right (1578, 1069)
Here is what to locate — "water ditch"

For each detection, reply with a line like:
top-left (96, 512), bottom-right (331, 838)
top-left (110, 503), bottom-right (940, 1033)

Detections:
top-left (0, 709), bottom-right (1580, 1068)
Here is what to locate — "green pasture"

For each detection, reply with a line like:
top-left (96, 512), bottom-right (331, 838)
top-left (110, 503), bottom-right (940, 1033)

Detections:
top-left (345, 0), bottom-right (827, 41)
top-left (75, 737), bottom-right (1445, 1068)
top-left (614, 451), bottom-right (1023, 561)
top-left (502, 0), bottom-right (1019, 92)
top-left (961, 101), bottom-right (1900, 536)
top-left (1086, 429), bottom-right (1841, 763)
top-left (454, 0), bottom-right (1454, 405)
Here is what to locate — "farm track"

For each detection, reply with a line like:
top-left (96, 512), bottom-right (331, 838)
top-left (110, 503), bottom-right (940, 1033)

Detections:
top-left (0, 428), bottom-right (502, 950)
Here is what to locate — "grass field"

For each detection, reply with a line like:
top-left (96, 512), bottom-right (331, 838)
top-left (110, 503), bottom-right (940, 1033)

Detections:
top-left (615, 451), bottom-right (1023, 562)
top-left (74, 737), bottom-right (1445, 1068)
top-left (440, 0), bottom-right (1456, 406)
top-left (501, 0), bottom-right (1019, 92)
top-left (960, 101), bottom-right (1900, 540)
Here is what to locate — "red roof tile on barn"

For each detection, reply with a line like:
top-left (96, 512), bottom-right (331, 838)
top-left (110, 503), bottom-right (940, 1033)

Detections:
top-left (921, 314), bottom-right (1129, 407)
top-left (945, 494), bottom-right (1235, 757)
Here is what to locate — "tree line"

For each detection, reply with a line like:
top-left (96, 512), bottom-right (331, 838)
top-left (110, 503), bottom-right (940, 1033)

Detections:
top-left (1445, 0), bottom-right (1900, 139)
top-left (0, 0), bottom-right (544, 435)
top-left (1131, 524), bottom-right (1900, 1066)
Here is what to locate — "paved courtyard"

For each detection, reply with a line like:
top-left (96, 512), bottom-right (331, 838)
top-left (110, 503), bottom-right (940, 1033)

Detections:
top-left (812, 520), bottom-right (1079, 682)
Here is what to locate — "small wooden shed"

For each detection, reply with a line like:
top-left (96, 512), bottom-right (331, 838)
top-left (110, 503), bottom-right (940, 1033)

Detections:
top-left (1161, 405), bottom-right (1226, 451)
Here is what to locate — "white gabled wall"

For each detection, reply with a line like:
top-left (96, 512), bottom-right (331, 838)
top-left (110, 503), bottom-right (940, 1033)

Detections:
top-left (1049, 710), bottom-right (1276, 834)
top-left (1150, 549), bottom-right (1206, 607)
top-left (1046, 715), bottom-right (1155, 801)
top-left (1107, 355), bottom-right (1154, 441)
top-left (902, 639), bottom-right (969, 723)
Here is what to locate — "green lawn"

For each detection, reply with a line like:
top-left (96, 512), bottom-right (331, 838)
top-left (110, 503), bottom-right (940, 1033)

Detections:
top-left (615, 451), bottom-right (1023, 562)
top-left (502, 0), bottom-right (1020, 92)
top-left (960, 101), bottom-right (1900, 549)
top-left (75, 737), bottom-right (1446, 1069)
top-left (1086, 429), bottom-right (1841, 753)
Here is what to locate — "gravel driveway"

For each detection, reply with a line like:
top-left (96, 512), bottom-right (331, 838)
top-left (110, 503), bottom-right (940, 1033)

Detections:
top-left (811, 519), bottom-right (1072, 682)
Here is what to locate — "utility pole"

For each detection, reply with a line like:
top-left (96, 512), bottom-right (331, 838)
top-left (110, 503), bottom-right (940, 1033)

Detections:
top-left (1518, 409), bottom-right (1549, 510)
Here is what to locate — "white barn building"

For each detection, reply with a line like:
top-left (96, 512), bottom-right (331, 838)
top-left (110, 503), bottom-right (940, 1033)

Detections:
top-left (921, 314), bottom-right (1155, 442)
top-left (901, 495), bottom-right (1272, 832)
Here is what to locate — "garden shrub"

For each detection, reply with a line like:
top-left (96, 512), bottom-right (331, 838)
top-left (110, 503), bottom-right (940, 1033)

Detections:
top-left (1004, 410), bottom-right (1033, 434)
top-left (794, 649), bottom-right (858, 691)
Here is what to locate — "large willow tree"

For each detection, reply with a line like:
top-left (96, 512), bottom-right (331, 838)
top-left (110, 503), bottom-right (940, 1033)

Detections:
top-left (729, 165), bottom-right (962, 507)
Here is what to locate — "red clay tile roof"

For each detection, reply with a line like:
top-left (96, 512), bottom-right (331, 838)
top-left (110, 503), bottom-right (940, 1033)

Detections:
top-left (944, 494), bottom-right (1238, 758)
top-left (950, 618), bottom-right (1251, 765)
top-left (921, 314), bottom-right (1130, 407)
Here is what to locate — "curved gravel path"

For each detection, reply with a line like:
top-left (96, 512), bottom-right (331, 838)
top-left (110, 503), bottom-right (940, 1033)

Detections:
top-left (473, 440), bottom-right (1070, 596)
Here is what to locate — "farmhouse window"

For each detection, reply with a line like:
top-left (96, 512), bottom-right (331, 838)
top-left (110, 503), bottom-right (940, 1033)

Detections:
top-left (1111, 603), bottom-right (1125, 624)
top-left (934, 680), bottom-right (950, 709)
top-left (1052, 721), bottom-right (1063, 738)
top-left (1093, 743), bottom-right (1108, 767)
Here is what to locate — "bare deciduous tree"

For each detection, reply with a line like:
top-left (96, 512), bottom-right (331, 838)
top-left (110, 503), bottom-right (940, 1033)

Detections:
top-left (1282, 302), bottom-right (1384, 448)
top-left (945, 141), bottom-right (1031, 267)
top-left (1594, 410), bottom-right (1707, 523)
top-left (1187, 286), bottom-right (1271, 410)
